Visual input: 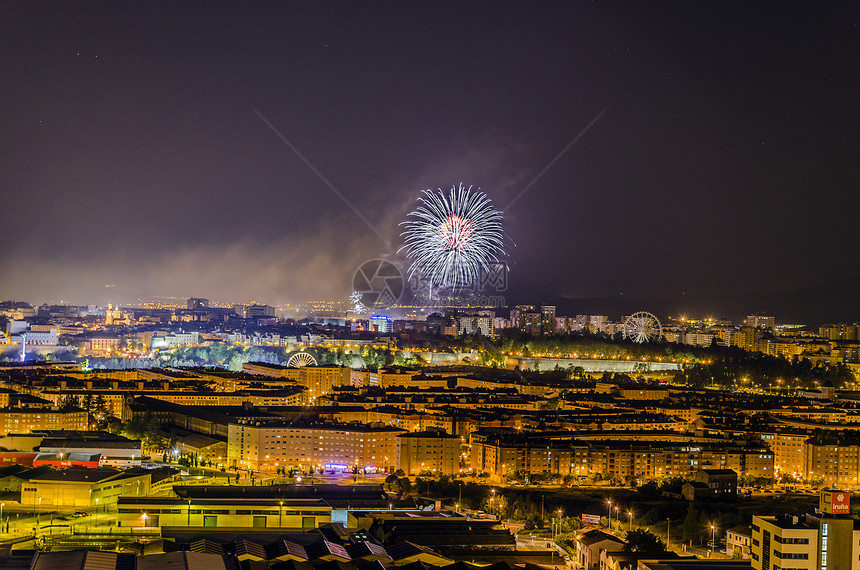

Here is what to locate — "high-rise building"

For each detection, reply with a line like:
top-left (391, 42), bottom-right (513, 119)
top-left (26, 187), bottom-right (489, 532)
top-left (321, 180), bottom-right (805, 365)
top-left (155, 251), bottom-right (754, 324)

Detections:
top-left (746, 314), bottom-right (775, 330)
top-left (370, 315), bottom-right (393, 333)
top-left (186, 298), bottom-right (209, 309)
top-left (457, 315), bottom-right (494, 337)
top-left (540, 305), bottom-right (556, 335)
top-left (520, 310), bottom-right (542, 336)
top-left (510, 305), bottom-right (536, 329)
top-left (395, 430), bottom-right (460, 475)
top-left (751, 492), bottom-right (856, 570)
top-left (726, 327), bottom-right (760, 352)
top-left (247, 304), bottom-right (276, 318)
top-left (819, 324), bottom-right (859, 341)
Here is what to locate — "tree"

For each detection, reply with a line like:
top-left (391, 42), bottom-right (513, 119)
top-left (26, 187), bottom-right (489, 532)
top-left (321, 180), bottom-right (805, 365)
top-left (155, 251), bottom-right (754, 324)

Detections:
top-left (623, 528), bottom-right (666, 552)
top-left (94, 394), bottom-right (108, 416)
top-left (58, 394), bottom-right (80, 411)
top-left (682, 503), bottom-right (704, 543)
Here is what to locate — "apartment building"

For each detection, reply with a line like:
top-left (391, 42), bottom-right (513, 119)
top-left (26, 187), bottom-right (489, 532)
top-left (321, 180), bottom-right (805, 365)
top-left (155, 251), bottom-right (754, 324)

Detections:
top-left (395, 430), bottom-right (460, 475)
top-left (227, 422), bottom-right (405, 472)
top-left (0, 407), bottom-right (87, 434)
top-left (752, 492), bottom-right (859, 570)
top-left (471, 428), bottom-right (773, 480)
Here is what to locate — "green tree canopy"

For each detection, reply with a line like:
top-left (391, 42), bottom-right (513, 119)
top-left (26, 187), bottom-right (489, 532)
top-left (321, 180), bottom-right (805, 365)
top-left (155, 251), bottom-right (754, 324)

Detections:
top-left (623, 528), bottom-right (666, 552)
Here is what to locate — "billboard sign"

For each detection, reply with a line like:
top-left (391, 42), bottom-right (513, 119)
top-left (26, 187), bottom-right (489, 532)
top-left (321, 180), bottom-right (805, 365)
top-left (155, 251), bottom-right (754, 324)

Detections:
top-left (582, 513), bottom-right (602, 525)
top-left (821, 490), bottom-right (850, 514)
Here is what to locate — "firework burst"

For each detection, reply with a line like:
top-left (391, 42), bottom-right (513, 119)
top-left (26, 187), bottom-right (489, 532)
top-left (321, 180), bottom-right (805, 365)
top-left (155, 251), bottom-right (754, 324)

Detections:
top-left (400, 183), bottom-right (505, 289)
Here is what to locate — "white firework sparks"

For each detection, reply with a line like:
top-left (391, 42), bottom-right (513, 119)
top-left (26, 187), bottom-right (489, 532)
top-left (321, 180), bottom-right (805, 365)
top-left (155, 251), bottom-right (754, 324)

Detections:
top-left (400, 183), bottom-right (505, 289)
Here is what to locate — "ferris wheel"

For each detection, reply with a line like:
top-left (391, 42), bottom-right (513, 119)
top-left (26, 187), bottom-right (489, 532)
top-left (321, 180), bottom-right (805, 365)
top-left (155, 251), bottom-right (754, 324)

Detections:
top-left (287, 352), bottom-right (317, 367)
top-left (622, 311), bottom-right (662, 343)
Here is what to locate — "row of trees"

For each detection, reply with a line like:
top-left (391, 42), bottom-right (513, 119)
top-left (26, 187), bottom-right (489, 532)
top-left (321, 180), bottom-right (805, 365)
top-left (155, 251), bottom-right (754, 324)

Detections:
top-left (58, 393), bottom-right (109, 414)
top-left (67, 344), bottom-right (423, 371)
top-left (677, 352), bottom-right (854, 389)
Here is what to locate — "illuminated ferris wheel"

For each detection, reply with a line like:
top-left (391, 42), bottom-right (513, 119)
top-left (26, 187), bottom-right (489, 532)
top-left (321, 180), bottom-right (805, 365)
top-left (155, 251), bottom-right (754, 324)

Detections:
top-left (287, 352), bottom-right (317, 367)
top-left (622, 311), bottom-right (662, 343)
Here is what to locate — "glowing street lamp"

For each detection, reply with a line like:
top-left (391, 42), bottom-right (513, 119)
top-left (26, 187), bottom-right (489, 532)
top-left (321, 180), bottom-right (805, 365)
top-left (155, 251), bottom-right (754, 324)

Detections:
top-left (710, 524), bottom-right (716, 557)
top-left (606, 500), bottom-right (612, 530)
top-left (628, 510), bottom-right (633, 531)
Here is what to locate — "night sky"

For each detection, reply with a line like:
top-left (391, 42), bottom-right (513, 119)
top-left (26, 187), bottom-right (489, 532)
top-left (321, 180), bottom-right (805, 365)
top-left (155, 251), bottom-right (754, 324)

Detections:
top-left (2, 2), bottom-right (859, 322)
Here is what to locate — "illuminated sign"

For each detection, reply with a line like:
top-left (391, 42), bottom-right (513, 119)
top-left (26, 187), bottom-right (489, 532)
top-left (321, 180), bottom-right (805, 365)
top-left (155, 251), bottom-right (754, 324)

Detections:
top-left (820, 490), bottom-right (851, 514)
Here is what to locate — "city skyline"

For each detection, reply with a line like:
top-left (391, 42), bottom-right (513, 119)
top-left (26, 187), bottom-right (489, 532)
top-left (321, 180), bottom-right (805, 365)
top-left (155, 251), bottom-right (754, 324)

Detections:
top-left (2, 3), bottom-right (859, 322)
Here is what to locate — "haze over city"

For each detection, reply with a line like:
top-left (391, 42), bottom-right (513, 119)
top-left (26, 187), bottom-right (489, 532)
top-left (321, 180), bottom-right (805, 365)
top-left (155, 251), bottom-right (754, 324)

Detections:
top-left (2, 2), bottom-right (859, 322)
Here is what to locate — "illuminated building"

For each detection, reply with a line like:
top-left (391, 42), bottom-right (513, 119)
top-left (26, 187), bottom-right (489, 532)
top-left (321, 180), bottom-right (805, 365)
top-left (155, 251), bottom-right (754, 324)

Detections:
top-left (470, 429), bottom-right (773, 481)
top-left (34, 432), bottom-right (142, 468)
top-left (246, 304), bottom-right (276, 318)
top-left (752, 493), bottom-right (857, 570)
top-left (0, 407), bottom-right (87, 433)
top-left (370, 315), bottom-right (393, 333)
top-left (804, 435), bottom-right (860, 488)
top-left (758, 430), bottom-right (808, 479)
top-left (150, 331), bottom-right (199, 349)
top-left (457, 314), bottom-right (494, 337)
top-left (727, 525), bottom-right (752, 559)
top-left (227, 421), bottom-right (404, 472)
top-left (87, 335), bottom-right (121, 353)
top-left (540, 305), bottom-right (556, 335)
top-left (240, 362), bottom-right (354, 400)
top-left (186, 297), bottom-right (209, 309)
top-left (295, 366), bottom-right (352, 401)
top-left (116, 496), bottom-right (331, 530)
top-left (21, 466), bottom-right (157, 508)
top-left (819, 324), bottom-right (859, 341)
top-left (509, 305), bottom-right (534, 329)
top-left (746, 314), bottom-right (776, 330)
top-left (725, 326), bottom-right (760, 352)
top-left (395, 430), bottom-right (460, 475)
top-left (516, 307), bottom-right (541, 336)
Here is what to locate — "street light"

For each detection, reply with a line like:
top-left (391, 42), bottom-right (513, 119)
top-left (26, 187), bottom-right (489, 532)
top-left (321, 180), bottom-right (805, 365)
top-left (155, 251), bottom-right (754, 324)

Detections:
top-left (607, 500), bottom-right (612, 530)
top-left (710, 524), bottom-right (716, 558)
top-left (628, 510), bottom-right (633, 532)
top-left (667, 518), bottom-right (671, 550)
top-left (279, 501), bottom-right (283, 527)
